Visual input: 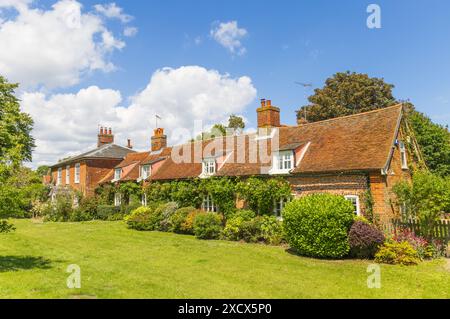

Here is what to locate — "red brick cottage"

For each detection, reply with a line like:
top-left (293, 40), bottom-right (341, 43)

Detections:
top-left (98, 101), bottom-right (422, 223)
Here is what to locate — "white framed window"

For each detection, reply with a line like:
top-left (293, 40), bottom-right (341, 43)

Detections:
top-left (202, 159), bottom-right (216, 175)
top-left (344, 195), bottom-right (361, 216)
top-left (142, 193), bottom-right (147, 207)
top-left (114, 193), bottom-right (122, 207)
top-left (202, 195), bottom-right (217, 212)
top-left (65, 165), bottom-right (70, 184)
top-left (141, 165), bottom-right (151, 179)
top-left (273, 197), bottom-right (290, 220)
top-left (57, 167), bottom-right (62, 185)
top-left (74, 163), bottom-right (81, 184)
top-left (114, 168), bottom-right (122, 181)
top-left (271, 150), bottom-right (294, 174)
top-left (399, 141), bottom-right (408, 169)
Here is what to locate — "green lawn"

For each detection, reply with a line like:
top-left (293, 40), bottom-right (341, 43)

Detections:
top-left (0, 219), bottom-right (448, 299)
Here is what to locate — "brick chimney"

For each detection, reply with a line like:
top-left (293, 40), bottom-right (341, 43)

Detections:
top-left (97, 126), bottom-right (114, 147)
top-left (151, 128), bottom-right (167, 152)
top-left (257, 99), bottom-right (280, 128)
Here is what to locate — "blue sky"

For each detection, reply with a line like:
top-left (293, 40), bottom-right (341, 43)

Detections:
top-left (73, 0), bottom-right (450, 126)
top-left (1, 0), bottom-right (449, 165)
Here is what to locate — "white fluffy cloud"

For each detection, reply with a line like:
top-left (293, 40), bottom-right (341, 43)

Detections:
top-left (94, 2), bottom-right (132, 23)
top-left (210, 20), bottom-right (248, 55)
top-left (22, 66), bottom-right (257, 166)
top-left (123, 26), bottom-right (137, 37)
top-left (0, 0), bottom-right (128, 89)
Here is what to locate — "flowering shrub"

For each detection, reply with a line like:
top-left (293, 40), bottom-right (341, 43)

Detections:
top-left (375, 241), bottom-right (420, 265)
top-left (181, 210), bottom-right (203, 235)
top-left (156, 202), bottom-right (179, 232)
top-left (349, 221), bottom-right (385, 259)
top-left (392, 228), bottom-right (430, 259)
top-left (168, 207), bottom-right (196, 234)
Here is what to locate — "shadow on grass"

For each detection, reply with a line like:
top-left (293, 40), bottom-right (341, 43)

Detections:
top-left (0, 256), bottom-right (53, 272)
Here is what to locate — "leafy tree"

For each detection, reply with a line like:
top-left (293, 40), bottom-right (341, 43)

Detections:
top-left (228, 114), bottom-right (245, 134)
top-left (405, 110), bottom-right (450, 176)
top-left (393, 171), bottom-right (450, 239)
top-left (194, 115), bottom-right (246, 141)
top-left (36, 165), bottom-right (50, 177)
top-left (296, 71), bottom-right (396, 123)
top-left (0, 76), bottom-right (35, 168)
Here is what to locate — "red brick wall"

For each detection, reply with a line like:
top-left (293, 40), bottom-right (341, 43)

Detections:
top-left (51, 158), bottom-right (122, 197)
top-left (288, 174), bottom-right (370, 214)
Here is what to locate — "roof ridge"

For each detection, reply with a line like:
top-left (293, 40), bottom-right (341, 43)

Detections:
top-left (290, 104), bottom-right (403, 128)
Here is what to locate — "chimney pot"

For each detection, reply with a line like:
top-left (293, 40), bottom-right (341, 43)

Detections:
top-left (266, 100), bottom-right (272, 107)
top-left (127, 138), bottom-right (133, 149)
top-left (108, 128), bottom-right (112, 135)
top-left (260, 98), bottom-right (266, 108)
top-left (151, 127), bottom-right (167, 152)
top-left (257, 98), bottom-right (280, 128)
top-left (100, 127), bottom-right (103, 135)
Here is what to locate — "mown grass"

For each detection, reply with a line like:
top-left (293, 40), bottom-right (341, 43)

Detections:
top-left (0, 219), bottom-right (448, 299)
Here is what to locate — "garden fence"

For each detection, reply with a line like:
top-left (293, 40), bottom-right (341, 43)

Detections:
top-left (385, 219), bottom-right (450, 242)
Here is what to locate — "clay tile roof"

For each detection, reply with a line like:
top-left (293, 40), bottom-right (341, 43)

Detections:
top-left (148, 105), bottom-right (403, 180)
top-left (288, 104), bottom-right (403, 174)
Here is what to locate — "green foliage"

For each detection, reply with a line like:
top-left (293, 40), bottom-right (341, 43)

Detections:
top-left (407, 110), bottom-right (450, 176)
top-left (36, 165), bottom-right (50, 177)
top-left (97, 205), bottom-right (121, 220)
top-left (393, 171), bottom-right (450, 238)
top-left (221, 212), bottom-right (284, 245)
top-left (236, 177), bottom-right (292, 215)
top-left (193, 212), bottom-right (223, 239)
top-left (43, 193), bottom-right (74, 222)
top-left (168, 207), bottom-right (197, 234)
top-left (0, 220), bottom-right (15, 233)
top-left (296, 71), bottom-right (396, 123)
top-left (0, 166), bottom-right (49, 218)
top-left (119, 182), bottom-right (142, 204)
top-left (260, 216), bottom-right (285, 245)
top-left (125, 206), bottom-right (158, 231)
top-left (227, 114), bottom-right (245, 134)
top-left (348, 221), bottom-right (385, 259)
top-left (283, 194), bottom-right (355, 258)
top-left (170, 180), bottom-right (202, 208)
top-left (155, 202), bottom-right (179, 231)
top-left (0, 76), bottom-right (35, 167)
top-left (199, 177), bottom-right (237, 216)
top-left (221, 210), bottom-right (255, 241)
top-left (181, 210), bottom-right (202, 235)
top-left (375, 241), bottom-right (420, 265)
top-left (95, 183), bottom-right (116, 205)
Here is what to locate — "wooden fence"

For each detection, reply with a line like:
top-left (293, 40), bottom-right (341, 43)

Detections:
top-left (385, 219), bottom-right (450, 242)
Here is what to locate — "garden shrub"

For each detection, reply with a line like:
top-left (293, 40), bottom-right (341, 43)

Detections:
top-left (168, 207), bottom-right (196, 234)
top-left (348, 221), bottom-right (385, 259)
top-left (391, 228), bottom-right (446, 260)
top-left (239, 216), bottom-right (264, 243)
top-left (124, 206), bottom-right (156, 231)
top-left (181, 210), bottom-right (203, 234)
top-left (375, 241), bottom-right (420, 265)
top-left (221, 210), bottom-right (255, 241)
top-left (69, 208), bottom-right (96, 222)
top-left (44, 194), bottom-right (74, 222)
top-left (79, 196), bottom-right (100, 218)
top-left (121, 202), bottom-right (141, 216)
top-left (0, 220), bottom-right (15, 233)
top-left (283, 194), bottom-right (355, 258)
top-left (97, 205), bottom-right (121, 220)
top-left (156, 202), bottom-right (179, 231)
top-left (193, 212), bottom-right (223, 240)
top-left (260, 215), bottom-right (285, 245)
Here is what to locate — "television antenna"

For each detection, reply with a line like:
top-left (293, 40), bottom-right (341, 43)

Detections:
top-left (294, 82), bottom-right (314, 122)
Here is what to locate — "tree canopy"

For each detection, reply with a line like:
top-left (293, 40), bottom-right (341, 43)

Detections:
top-left (296, 71), bottom-right (450, 176)
top-left (296, 71), bottom-right (396, 123)
top-left (0, 76), bottom-right (35, 168)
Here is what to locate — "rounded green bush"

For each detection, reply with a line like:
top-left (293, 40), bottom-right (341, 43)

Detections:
top-left (156, 202), bottom-right (179, 231)
top-left (168, 207), bottom-right (197, 233)
top-left (283, 194), bottom-right (355, 258)
top-left (193, 212), bottom-right (223, 240)
top-left (125, 206), bottom-right (160, 231)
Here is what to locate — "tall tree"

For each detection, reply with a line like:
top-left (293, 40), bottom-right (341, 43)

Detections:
top-left (406, 110), bottom-right (450, 176)
top-left (296, 71), bottom-right (396, 123)
top-left (0, 76), bottom-right (35, 168)
top-left (227, 114), bottom-right (245, 134)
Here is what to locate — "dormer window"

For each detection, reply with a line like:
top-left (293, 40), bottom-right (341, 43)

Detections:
top-left (114, 168), bottom-right (122, 181)
top-left (271, 151), bottom-right (294, 174)
top-left (141, 165), bottom-right (151, 179)
top-left (202, 159), bottom-right (216, 175)
top-left (399, 141), bottom-right (408, 169)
